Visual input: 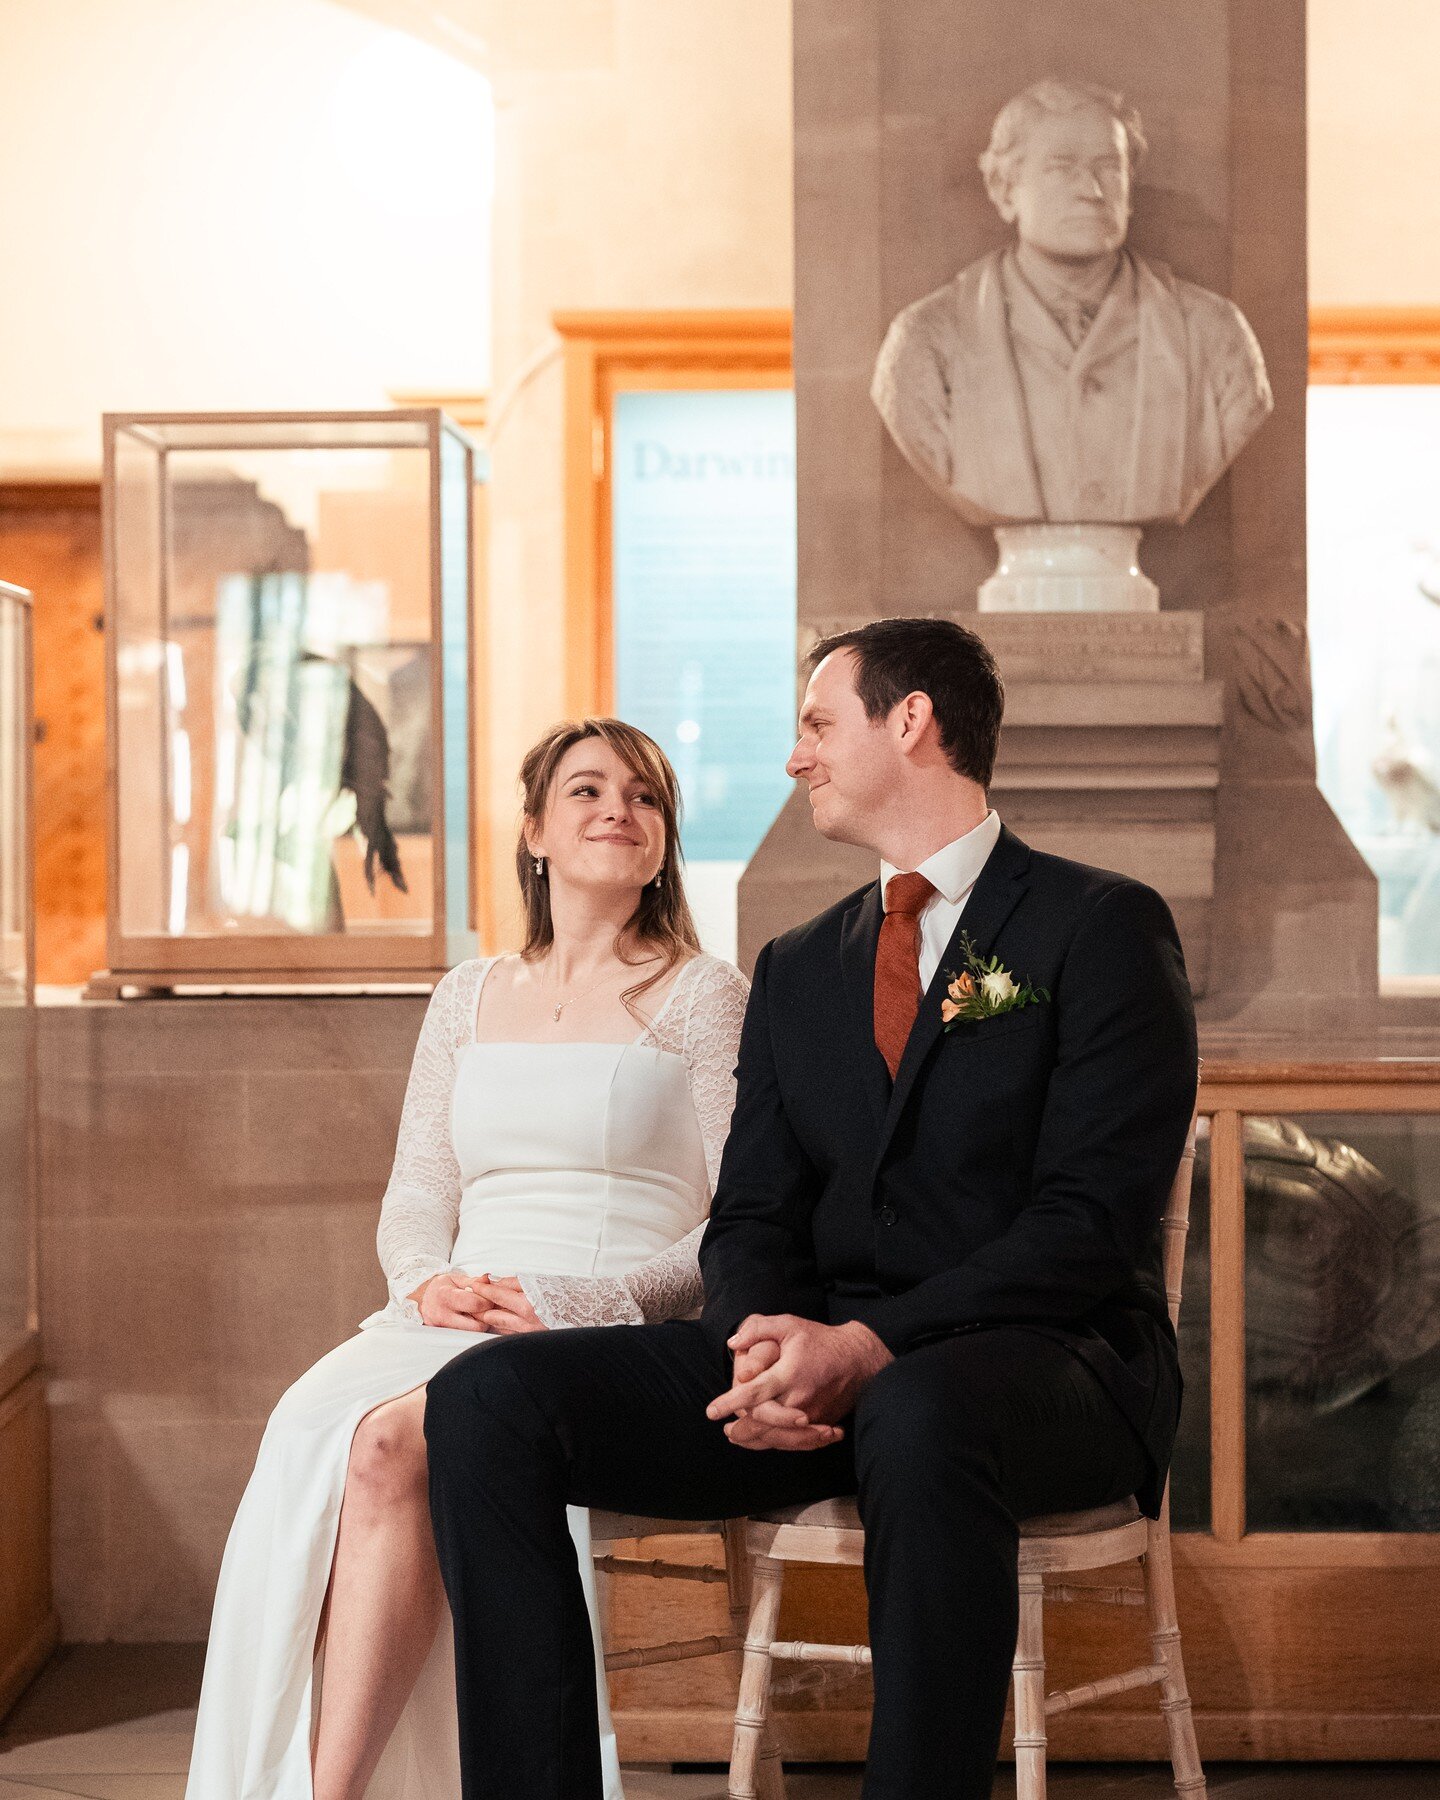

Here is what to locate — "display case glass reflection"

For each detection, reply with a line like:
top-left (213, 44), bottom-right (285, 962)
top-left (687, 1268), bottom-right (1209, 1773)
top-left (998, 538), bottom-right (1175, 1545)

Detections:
top-left (1309, 387), bottom-right (1440, 990)
top-left (1240, 1112), bottom-right (1440, 1530)
top-left (0, 581), bottom-right (34, 1353)
top-left (105, 412), bottom-right (476, 982)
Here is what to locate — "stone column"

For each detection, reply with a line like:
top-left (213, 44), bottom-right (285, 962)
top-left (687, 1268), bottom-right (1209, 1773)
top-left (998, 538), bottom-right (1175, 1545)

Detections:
top-left (741, 0), bottom-right (1378, 1031)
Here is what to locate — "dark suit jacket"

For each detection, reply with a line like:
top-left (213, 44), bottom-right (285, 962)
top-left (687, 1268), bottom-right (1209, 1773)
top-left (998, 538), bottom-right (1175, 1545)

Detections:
top-left (698, 822), bottom-right (1199, 1515)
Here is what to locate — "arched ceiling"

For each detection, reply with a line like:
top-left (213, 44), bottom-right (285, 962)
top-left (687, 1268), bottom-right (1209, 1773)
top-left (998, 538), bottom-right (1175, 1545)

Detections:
top-left (328, 0), bottom-right (489, 71)
top-left (327, 0), bottom-right (622, 79)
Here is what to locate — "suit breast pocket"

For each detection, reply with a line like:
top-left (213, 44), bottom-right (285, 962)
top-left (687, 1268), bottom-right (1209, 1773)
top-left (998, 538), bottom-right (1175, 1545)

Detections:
top-left (929, 1008), bottom-right (1050, 1127)
top-left (940, 1007), bottom-right (1048, 1049)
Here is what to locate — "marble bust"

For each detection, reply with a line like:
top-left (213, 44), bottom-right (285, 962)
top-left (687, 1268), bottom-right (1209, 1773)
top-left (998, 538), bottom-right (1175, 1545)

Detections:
top-left (870, 78), bottom-right (1273, 527)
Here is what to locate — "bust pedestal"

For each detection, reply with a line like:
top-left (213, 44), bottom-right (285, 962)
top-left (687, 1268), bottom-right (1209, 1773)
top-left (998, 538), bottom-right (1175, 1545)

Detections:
top-left (978, 524), bottom-right (1160, 614)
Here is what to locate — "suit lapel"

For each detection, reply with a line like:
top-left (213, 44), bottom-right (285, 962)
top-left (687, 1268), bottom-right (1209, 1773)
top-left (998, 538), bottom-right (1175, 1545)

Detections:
top-left (838, 882), bottom-right (890, 1130)
top-left (873, 824), bottom-right (1033, 1171)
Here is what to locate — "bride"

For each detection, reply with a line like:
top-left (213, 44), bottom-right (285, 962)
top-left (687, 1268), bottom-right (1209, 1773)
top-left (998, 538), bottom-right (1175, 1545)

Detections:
top-left (185, 717), bottom-right (751, 1800)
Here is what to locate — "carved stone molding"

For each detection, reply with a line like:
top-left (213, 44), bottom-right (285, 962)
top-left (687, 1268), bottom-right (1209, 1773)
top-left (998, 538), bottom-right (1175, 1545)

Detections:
top-left (1231, 617), bottom-right (1310, 733)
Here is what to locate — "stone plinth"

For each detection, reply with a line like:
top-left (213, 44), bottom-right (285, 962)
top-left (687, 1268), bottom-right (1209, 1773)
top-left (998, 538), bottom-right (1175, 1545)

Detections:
top-left (968, 610), bottom-right (1205, 684)
top-left (991, 674), bottom-right (1224, 995)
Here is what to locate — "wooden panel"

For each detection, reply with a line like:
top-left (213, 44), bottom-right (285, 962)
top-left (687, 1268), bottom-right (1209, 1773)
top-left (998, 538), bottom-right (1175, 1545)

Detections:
top-left (605, 1536), bottom-right (870, 1758)
top-left (0, 1371), bottom-right (57, 1719)
top-left (561, 332), bottom-right (602, 719)
top-left (0, 485), bottom-right (105, 987)
top-left (609, 1548), bottom-right (1440, 1763)
top-left (1178, 1533), bottom-right (1440, 1567)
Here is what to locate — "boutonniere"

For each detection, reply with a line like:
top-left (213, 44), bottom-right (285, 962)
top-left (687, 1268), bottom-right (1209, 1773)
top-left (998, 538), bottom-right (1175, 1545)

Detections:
top-left (940, 930), bottom-right (1049, 1028)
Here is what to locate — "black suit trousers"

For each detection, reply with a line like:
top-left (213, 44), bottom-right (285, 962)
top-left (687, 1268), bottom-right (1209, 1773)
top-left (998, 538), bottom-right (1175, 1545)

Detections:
top-left (424, 1317), bottom-right (1149, 1800)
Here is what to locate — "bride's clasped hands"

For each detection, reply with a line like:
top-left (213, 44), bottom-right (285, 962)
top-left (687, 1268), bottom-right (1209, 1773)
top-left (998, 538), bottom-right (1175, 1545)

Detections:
top-left (413, 1270), bottom-right (546, 1335)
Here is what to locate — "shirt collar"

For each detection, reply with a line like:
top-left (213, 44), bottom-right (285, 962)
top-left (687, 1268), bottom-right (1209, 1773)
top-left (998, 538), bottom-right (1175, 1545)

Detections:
top-left (880, 809), bottom-right (1002, 906)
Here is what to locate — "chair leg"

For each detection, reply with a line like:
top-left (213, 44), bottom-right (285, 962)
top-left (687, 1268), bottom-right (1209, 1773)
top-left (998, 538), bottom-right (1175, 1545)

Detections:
top-left (756, 1728), bottom-right (787, 1800)
top-left (720, 1522), bottom-right (786, 1800)
top-left (721, 1517), bottom-right (752, 1629)
top-left (1145, 1508), bottom-right (1207, 1798)
top-left (1012, 1570), bottom-right (1048, 1800)
top-left (729, 1553), bottom-right (785, 1800)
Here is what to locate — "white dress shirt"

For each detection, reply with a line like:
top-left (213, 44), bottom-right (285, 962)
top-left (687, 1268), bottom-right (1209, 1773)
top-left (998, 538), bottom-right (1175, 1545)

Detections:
top-left (879, 809), bottom-right (1003, 992)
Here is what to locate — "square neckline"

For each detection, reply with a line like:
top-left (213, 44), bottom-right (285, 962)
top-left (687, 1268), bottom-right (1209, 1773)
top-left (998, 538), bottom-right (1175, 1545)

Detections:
top-left (467, 951), bottom-right (704, 1050)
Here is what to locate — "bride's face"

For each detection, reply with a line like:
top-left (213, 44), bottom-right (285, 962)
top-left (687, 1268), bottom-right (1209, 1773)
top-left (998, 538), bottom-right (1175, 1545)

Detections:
top-left (528, 739), bottom-right (667, 898)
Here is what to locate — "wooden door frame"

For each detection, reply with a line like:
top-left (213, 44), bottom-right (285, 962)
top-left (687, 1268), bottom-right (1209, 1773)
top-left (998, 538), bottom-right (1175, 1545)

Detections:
top-left (1309, 307), bottom-right (1440, 382)
top-left (553, 310), bottom-right (792, 719)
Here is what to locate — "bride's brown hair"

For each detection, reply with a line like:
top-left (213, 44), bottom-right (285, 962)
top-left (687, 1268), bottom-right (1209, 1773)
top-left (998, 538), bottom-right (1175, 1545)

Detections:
top-left (516, 718), bottom-right (701, 1014)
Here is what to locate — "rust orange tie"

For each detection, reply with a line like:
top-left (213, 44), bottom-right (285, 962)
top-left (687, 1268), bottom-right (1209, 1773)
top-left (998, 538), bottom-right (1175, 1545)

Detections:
top-left (873, 871), bottom-right (937, 1080)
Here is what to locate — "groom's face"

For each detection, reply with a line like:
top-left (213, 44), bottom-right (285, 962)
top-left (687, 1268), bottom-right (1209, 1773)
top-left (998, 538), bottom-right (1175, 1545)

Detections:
top-left (787, 650), bottom-right (898, 850)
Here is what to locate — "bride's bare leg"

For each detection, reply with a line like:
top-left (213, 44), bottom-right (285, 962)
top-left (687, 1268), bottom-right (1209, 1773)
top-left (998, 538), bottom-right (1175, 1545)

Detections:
top-left (311, 1386), bottom-right (447, 1800)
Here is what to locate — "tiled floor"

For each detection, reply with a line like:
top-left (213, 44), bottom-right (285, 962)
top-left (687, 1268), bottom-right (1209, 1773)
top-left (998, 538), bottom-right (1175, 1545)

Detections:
top-left (2, 1648), bottom-right (1439, 1799)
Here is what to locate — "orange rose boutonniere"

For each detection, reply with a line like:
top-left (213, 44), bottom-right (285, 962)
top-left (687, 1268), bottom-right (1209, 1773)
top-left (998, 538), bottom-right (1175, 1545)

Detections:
top-left (940, 931), bottom-right (1049, 1029)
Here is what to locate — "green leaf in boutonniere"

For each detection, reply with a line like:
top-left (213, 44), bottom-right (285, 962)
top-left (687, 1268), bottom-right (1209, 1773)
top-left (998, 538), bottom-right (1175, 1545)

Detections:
top-left (940, 930), bottom-right (1049, 1029)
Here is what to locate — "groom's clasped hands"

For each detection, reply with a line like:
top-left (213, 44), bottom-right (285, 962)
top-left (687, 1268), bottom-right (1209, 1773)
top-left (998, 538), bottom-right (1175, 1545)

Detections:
top-left (708, 1314), bottom-right (894, 1451)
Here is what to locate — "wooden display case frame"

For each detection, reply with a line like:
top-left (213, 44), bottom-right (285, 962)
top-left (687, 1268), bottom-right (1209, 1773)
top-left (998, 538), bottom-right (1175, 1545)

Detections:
top-left (96, 410), bottom-right (477, 994)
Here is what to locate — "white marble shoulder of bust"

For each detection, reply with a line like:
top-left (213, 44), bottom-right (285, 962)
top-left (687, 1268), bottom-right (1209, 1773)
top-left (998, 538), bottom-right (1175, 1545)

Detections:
top-left (883, 249), bottom-right (1003, 335)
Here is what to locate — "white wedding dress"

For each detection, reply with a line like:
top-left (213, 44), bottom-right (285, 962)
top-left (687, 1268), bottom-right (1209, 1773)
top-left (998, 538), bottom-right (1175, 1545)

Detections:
top-left (185, 951), bottom-right (749, 1800)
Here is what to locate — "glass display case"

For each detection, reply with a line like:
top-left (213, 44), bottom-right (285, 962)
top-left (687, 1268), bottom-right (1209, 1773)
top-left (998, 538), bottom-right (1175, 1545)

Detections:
top-left (101, 411), bottom-right (477, 990)
top-left (0, 580), bottom-right (35, 1362)
top-left (1178, 1106), bottom-right (1440, 1531)
top-left (1236, 1110), bottom-right (1440, 1530)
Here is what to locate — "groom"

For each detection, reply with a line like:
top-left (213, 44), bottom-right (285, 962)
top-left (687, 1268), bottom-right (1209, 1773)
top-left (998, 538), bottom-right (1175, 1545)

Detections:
top-left (425, 616), bottom-right (1197, 1800)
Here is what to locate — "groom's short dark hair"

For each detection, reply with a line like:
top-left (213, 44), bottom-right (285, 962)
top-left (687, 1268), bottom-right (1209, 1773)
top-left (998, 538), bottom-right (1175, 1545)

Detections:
top-left (808, 616), bottom-right (1005, 787)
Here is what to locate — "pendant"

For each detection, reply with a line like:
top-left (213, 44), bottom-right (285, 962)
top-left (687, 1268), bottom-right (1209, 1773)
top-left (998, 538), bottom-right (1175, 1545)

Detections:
top-left (552, 1002), bottom-right (564, 1021)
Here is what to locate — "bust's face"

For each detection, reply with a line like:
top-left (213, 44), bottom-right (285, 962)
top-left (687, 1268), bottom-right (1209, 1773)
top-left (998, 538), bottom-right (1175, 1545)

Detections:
top-left (995, 104), bottom-right (1131, 260)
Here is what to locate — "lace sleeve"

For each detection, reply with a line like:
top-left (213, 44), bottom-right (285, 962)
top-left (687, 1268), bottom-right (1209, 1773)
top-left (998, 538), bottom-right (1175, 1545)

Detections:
top-left (374, 959), bottom-right (485, 1318)
top-left (677, 955), bottom-right (750, 1194)
top-left (517, 955), bottom-right (750, 1330)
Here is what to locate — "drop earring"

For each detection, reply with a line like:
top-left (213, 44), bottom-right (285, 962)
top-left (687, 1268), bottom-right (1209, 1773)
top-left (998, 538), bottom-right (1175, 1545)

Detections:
top-left (652, 862), bottom-right (664, 888)
top-left (534, 854), bottom-right (545, 877)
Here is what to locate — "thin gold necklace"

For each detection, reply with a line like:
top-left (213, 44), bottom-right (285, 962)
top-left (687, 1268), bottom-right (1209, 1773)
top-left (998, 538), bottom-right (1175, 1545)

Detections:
top-left (544, 954), bottom-right (658, 1023)
top-left (548, 968), bottom-right (614, 1023)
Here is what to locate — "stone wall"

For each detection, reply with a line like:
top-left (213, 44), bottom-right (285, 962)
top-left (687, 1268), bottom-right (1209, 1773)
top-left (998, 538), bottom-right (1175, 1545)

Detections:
top-left (36, 996), bottom-right (422, 1639)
